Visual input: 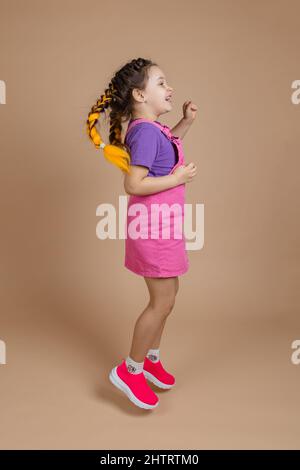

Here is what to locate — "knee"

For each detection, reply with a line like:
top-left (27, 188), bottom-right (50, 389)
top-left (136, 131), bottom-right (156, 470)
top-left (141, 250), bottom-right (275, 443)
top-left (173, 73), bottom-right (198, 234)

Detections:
top-left (151, 295), bottom-right (176, 318)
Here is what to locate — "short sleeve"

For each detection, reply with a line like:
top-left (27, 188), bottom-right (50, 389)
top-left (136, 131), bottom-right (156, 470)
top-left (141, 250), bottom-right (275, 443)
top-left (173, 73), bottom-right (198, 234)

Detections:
top-left (125, 124), bottom-right (161, 171)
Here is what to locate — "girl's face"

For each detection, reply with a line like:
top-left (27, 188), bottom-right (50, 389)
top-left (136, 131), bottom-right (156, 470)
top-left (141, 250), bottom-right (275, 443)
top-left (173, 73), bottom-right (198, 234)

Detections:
top-left (139, 66), bottom-right (174, 116)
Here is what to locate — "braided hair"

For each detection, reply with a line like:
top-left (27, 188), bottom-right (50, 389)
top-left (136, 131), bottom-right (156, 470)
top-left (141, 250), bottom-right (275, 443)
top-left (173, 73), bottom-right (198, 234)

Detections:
top-left (86, 57), bottom-right (157, 173)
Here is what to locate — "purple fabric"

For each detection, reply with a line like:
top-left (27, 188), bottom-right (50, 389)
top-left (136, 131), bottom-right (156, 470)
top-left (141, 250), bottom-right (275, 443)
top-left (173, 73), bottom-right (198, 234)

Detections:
top-left (124, 119), bottom-right (178, 177)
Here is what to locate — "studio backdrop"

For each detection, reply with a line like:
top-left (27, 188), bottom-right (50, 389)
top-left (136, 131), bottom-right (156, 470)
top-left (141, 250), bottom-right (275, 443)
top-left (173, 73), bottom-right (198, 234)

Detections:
top-left (0, 0), bottom-right (299, 450)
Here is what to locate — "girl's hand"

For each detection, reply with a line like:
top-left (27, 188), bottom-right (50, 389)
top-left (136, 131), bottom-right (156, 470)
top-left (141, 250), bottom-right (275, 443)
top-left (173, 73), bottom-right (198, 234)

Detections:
top-left (182, 100), bottom-right (198, 124)
top-left (173, 162), bottom-right (197, 184)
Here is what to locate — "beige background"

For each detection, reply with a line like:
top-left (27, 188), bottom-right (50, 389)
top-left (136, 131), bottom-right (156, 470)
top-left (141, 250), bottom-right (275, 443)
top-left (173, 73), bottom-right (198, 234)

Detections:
top-left (0, 0), bottom-right (299, 450)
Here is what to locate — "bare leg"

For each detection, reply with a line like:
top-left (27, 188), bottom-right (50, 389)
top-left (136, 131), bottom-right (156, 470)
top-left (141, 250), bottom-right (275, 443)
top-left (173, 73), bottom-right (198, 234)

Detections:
top-left (128, 277), bottom-right (178, 363)
top-left (148, 277), bottom-right (179, 349)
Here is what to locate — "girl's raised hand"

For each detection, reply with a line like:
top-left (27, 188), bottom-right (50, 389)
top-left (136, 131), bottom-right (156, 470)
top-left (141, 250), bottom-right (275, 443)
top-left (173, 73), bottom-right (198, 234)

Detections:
top-left (182, 100), bottom-right (198, 123)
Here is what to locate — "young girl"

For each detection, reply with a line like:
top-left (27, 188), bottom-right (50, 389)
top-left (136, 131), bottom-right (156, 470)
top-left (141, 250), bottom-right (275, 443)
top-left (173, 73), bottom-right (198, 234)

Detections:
top-left (87, 57), bottom-right (197, 410)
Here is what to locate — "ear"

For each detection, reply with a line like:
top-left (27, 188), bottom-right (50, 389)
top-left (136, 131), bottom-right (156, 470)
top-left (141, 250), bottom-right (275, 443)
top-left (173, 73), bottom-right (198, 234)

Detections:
top-left (132, 88), bottom-right (145, 103)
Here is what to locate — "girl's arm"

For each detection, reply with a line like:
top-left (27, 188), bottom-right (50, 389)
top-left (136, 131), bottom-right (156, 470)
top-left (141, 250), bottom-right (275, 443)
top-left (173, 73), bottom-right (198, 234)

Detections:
top-left (124, 166), bottom-right (179, 196)
top-left (171, 100), bottom-right (198, 139)
top-left (124, 163), bottom-right (196, 196)
top-left (171, 117), bottom-right (193, 140)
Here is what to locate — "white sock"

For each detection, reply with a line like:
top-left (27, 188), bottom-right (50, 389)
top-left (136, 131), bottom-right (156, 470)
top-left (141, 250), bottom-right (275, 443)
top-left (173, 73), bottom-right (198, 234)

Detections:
top-left (147, 348), bottom-right (160, 363)
top-left (125, 356), bottom-right (144, 375)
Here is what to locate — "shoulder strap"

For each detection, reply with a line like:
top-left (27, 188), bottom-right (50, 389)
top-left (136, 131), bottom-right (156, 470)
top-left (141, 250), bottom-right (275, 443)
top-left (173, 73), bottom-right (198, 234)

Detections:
top-left (126, 118), bottom-right (162, 134)
top-left (126, 118), bottom-right (173, 142)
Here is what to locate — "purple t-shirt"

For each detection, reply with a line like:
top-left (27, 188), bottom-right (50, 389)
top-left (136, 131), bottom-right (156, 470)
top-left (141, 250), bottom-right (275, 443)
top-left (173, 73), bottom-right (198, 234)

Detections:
top-left (124, 119), bottom-right (178, 177)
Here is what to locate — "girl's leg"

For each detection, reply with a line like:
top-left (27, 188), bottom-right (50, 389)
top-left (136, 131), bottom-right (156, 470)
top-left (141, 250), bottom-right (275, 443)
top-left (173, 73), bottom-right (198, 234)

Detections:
top-left (148, 277), bottom-right (179, 349)
top-left (128, 276), bottom-right (178, 363)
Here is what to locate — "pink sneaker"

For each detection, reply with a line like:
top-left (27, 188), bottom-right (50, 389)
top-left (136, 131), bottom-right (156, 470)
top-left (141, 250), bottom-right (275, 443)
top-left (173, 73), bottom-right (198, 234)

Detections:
top-left (109, 359), bottom-right (159, 410)
top-left (143, 357), bottom-right (176, 389)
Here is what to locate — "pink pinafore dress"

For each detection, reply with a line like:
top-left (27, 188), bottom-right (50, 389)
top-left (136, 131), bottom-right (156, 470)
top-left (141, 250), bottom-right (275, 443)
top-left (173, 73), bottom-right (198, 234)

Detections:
top-left (124, 118), bottom-right (189, 278)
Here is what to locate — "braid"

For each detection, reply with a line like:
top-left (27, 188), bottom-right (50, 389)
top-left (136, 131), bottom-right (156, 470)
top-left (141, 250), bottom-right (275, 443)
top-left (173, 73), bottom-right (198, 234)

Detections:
top-left (86, 87), bottom-right (113, 147)
top-left (86, 86), bottom-right (130, 173)
top-left (86, 57), bottom-right (157, 174)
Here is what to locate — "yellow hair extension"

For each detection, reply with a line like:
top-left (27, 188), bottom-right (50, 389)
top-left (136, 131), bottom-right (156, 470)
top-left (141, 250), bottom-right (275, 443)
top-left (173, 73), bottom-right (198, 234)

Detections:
top-left (86, 89), bottom-right (131, 174)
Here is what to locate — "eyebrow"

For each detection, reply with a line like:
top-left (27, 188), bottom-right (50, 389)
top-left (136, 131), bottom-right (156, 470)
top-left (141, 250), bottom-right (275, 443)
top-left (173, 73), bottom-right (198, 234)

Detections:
top-left (156, 76), bottom-right (166, 81)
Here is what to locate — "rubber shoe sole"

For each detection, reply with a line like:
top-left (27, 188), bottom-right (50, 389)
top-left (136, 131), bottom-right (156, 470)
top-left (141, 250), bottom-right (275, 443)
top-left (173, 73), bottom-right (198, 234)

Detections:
top-left (109, 366), bottom-right (159, 410)
top-left (143, 370), bottom-right (175, 389)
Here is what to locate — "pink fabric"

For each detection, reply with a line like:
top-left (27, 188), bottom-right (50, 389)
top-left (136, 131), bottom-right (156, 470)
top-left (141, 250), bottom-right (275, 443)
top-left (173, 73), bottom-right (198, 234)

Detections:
top-left (124, 118), bottom-right (189, 278)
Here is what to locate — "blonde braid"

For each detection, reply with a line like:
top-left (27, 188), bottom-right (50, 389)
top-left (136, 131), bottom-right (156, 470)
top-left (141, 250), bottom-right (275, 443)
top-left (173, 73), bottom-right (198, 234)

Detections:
top-left (86, 85), bottom-right (130, 173)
